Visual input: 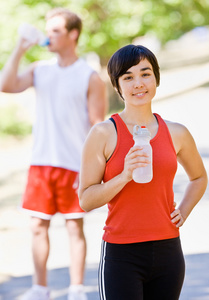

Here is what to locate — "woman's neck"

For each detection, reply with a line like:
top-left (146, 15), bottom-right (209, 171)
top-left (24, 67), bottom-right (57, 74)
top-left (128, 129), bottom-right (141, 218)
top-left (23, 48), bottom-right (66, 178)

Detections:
top-left (119, 107), bottom-right (156, 127)
top-left (119, 107), bottom-right (158, 138)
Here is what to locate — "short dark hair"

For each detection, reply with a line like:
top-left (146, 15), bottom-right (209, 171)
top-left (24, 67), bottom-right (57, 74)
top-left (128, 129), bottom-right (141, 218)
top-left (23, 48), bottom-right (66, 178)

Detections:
top-left (46, 7), bottom-right (82, 40)
top-left (107, 44), bottom-right (160, 99)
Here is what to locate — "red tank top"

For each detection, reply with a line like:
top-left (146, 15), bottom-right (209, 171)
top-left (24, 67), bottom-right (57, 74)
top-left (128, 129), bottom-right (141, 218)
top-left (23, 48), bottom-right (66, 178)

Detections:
top-left (102, 113), bottom-right (179, 244)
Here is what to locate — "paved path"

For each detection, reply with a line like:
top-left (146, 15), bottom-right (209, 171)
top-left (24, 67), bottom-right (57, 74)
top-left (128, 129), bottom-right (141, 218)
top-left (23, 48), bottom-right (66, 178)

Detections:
top-left (0, 67), bottom-right (209, 299)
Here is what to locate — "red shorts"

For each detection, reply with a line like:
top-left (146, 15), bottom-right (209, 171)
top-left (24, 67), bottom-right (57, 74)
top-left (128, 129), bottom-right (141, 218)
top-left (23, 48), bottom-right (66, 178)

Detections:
top-left (22, 166), bottom-right (85, 220)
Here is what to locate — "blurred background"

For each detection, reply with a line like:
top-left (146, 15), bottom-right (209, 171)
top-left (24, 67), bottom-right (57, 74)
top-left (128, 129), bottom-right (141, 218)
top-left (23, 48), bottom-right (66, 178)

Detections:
top-left (0, 0), bottom-right (209, 299)
top-left (1, 0), bottom-right (209, 127)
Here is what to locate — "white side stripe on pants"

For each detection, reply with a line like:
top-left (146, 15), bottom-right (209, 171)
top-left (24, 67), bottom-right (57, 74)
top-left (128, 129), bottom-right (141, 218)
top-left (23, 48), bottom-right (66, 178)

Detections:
top-left (99, 240), bottom-right (107, 300)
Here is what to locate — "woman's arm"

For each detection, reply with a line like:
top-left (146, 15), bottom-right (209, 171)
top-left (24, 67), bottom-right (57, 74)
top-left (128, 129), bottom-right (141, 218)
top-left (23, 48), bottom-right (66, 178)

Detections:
top-left (79, 121), bottom-right (150, 212)
top-left (169, 123), bottom-right (208, 227)
top-left (79, 122), bottom-right (126, 211)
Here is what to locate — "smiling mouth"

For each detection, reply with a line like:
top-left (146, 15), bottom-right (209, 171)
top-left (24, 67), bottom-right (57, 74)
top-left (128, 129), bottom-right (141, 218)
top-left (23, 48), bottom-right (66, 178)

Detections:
top-left (133, 92), bottom-right (147, 96)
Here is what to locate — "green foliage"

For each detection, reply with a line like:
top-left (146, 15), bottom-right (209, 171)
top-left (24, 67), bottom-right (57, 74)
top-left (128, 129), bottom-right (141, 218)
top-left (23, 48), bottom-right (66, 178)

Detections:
top-left (1, 0), bottom-right (209, 135)
top-left (0, 104), bottom-right (32, 136)
top-left (0, 0), bottom-right (209, 67)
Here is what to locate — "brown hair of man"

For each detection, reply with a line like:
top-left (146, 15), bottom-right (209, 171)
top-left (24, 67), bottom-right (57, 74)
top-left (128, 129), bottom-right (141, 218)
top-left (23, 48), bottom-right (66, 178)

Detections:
top-left (46, 7), bottom-right (82, 41)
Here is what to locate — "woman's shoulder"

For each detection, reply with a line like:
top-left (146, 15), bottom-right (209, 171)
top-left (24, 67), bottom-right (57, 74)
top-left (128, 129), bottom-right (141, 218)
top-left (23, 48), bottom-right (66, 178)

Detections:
top-left (163, 119), bottom-right (188, 134)
top-left (163, 119), bottom-right (194, 154)
top-left (84, 119), bottom-right (117, 160)
top-left (90, 118), bottom-right (117, 137)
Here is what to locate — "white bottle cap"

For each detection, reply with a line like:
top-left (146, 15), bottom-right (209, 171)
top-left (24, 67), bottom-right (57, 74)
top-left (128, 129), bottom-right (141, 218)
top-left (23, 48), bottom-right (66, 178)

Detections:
top-left (133, 125), bottom-right (151, 138)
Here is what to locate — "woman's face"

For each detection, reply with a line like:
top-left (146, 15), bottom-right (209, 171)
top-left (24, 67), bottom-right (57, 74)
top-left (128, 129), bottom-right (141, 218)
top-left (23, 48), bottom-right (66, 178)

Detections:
top-left (118, 59), bottom-right (157, 106)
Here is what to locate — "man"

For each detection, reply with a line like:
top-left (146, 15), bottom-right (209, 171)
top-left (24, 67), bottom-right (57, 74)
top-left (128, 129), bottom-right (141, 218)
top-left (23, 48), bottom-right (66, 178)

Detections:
top-left (1, 7), bottom-right (107, 300)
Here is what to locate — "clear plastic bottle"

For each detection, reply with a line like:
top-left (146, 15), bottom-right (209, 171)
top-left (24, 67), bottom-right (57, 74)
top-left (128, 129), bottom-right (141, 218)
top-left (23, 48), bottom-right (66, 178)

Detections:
top-left (132, 125), bottom-right (153, 183)
top-left (18, 23), bottom-right (50, 46)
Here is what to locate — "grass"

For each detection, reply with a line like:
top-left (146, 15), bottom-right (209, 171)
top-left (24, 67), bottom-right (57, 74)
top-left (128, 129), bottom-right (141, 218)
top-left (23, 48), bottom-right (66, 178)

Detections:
top-left (0, 103), bottom-right (32, 137)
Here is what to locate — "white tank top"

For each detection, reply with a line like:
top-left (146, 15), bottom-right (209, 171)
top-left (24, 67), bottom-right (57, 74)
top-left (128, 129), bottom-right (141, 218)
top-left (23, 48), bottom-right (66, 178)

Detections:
top-left (31, 58), bottom-right (94, 172)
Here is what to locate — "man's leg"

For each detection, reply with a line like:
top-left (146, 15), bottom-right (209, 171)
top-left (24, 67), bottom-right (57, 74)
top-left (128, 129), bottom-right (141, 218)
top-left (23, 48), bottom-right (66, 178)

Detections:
top-left (31, 217), bottom-right (50, 286)
top-left (66, 218), bottom-right (86, 285)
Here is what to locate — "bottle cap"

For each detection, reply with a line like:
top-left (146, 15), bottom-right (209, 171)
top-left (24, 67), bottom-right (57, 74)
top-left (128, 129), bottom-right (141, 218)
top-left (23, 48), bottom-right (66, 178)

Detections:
top-left (133, 125), bottom-right (151, 138)
top-left (39, 37), bottom-right (50, 46)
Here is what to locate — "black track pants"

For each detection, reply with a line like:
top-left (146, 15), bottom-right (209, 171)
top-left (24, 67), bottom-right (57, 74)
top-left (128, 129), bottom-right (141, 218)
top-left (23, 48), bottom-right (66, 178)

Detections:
top-left (99, 237), bottom-right (185, 300)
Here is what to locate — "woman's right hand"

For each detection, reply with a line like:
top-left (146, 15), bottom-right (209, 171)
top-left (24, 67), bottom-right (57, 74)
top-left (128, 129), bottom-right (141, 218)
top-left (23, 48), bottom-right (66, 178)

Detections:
top-left (121, 145), bottom-right (150, 182)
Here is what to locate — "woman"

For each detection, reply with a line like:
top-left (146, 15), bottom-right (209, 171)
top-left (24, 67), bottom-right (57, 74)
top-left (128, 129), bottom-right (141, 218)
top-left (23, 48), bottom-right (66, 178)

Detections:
top-left (78, 45), bottom-right (208, 300)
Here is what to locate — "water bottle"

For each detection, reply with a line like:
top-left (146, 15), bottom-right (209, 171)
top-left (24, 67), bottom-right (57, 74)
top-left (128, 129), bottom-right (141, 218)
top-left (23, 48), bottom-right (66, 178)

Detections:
top-left (132, 125), bottom-right (153, 183)
top-left (18, 23), bottom-right (50, 46)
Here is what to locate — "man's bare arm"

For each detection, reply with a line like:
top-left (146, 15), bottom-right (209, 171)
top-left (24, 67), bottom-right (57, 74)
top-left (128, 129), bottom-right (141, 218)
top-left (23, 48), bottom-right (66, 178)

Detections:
top-left (87, 72), bottom-right (108, 125)
top-left (0, 38), bottom-right (36, 93)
